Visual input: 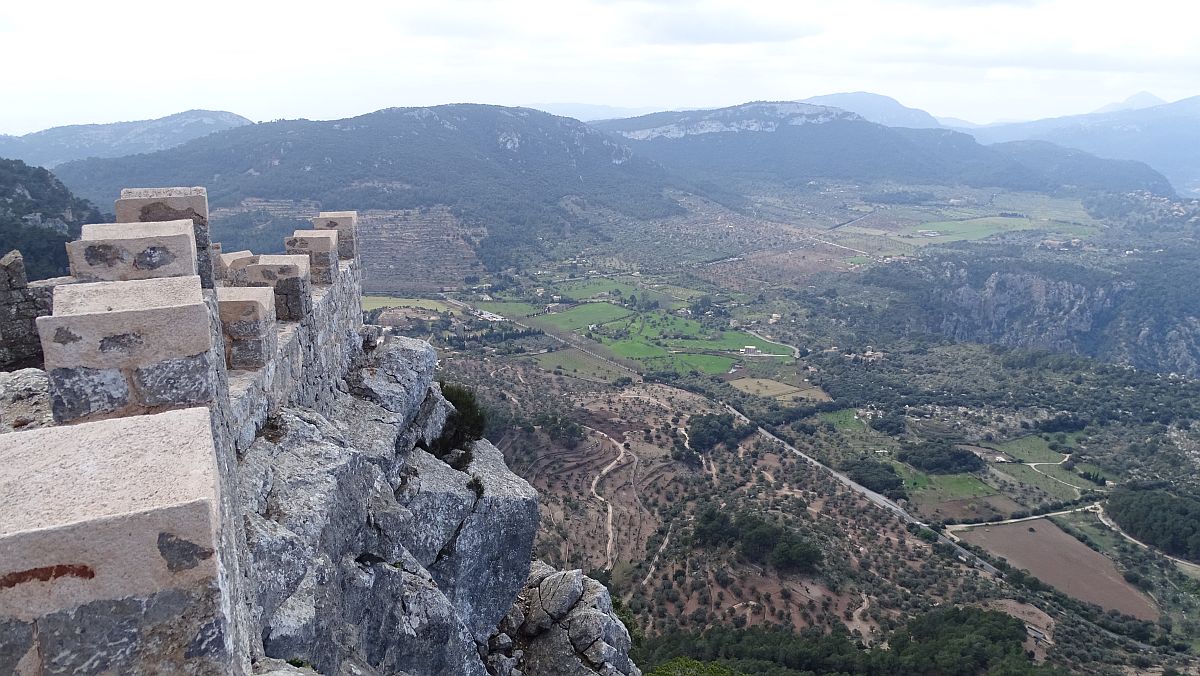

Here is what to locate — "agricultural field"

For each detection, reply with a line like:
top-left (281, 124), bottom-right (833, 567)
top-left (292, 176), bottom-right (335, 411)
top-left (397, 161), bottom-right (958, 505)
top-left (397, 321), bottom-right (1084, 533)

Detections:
top-left (530, 348), bottom-right (630, 383)
top-left (674, 354), bottom-right (735, 374)
top-left (475, 301), bottom-right (543, 318)
top-left (530, 302), bottom-right (633, 331)
top-left (730, 377), bottom-right (830, 402)
top-left (362, 296), bottom-right (457, 312)
top-left (820, 408), bottom-right (868, 433)
top-left (958, 519), bottom-right (1158, 621)
top-left (988, 435), bottom-right (1067, 464)
top-left (993, 463), bottom-right (1081, 502)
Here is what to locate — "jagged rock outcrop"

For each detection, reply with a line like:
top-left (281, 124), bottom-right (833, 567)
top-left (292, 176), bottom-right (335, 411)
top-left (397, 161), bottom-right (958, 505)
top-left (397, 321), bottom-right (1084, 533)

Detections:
top-left (487, 562), bottom-right (642, 676)
top-left (237, 337), bottom-right (546, 676)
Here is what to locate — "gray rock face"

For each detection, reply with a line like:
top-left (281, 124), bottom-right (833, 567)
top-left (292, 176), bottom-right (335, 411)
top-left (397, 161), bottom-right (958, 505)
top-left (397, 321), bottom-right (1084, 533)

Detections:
top-left (237, 338), bottom-right (543, 676)
top-left (346, 336), bottom-right (438, 428)
top-left (492, 562), bottom-right (642, 676)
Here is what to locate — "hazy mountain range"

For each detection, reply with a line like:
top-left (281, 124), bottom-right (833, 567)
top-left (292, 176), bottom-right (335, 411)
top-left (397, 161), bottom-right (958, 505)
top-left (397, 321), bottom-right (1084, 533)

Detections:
top-left (0, 110), bottom-right (251, 168)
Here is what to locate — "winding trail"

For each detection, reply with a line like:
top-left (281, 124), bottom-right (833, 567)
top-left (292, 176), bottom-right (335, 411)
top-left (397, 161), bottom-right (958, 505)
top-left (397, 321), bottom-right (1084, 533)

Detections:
top-left (1022, 453), bottom-right (1106, 496)
top-left (639, 527), bottom-right (674, 587)
top-left (586, 426), bottom-right (630, 571)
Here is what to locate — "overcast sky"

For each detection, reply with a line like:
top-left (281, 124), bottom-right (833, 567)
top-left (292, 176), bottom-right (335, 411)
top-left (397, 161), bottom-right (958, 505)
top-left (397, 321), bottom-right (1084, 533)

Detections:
top-left (2, 0), bottom-right (1197, 134)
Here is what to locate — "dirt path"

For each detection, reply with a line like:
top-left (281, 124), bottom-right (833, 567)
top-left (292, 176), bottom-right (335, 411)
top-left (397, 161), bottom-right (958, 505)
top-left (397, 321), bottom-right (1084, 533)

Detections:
top-left (945, 503), bottom-right (1099, 534)
top-left (586, 426), bottom-right (631, 571)
top-left (1023, 453), bottom-right (1103, 497)
top-left (639, 527), bottom-right (673, 587)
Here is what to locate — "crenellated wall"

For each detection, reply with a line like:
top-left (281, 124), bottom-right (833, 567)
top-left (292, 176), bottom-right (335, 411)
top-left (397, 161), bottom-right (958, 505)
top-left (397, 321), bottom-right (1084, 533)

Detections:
top-left (0, 187), bottom-right (365, 675)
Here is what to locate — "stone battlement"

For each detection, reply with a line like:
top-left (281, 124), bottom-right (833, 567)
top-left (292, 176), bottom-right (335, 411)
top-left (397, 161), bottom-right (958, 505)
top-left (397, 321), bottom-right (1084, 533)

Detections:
top-left (0, 187), bottom-right (364, 674)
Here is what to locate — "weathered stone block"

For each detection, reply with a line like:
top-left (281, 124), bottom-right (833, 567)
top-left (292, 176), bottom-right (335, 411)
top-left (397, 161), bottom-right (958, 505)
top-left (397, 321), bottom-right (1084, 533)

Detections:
top-left (66, 220), bottom-right (198, 282)
top-left (216, 287), bottom-right (277, 370)
top-left (216, 250), bottom-right (254, 282)
top-left (0, 407), bottom-right (238, 674)
top-left (285, 230), bottom-right (338, 285)
top-left (116, 187), bottom-right (213, 288)
top-left (274, 277), bottom-right (313, 321)
top-left (236, 255), bottom-right (313, 321)
top-left (216, 287), bottom-right (275, 337)
top-left (0, 250), bottom-right (27, 291)
top-left (312, 211), bottom-right (357, 260)
top-left (36, 276), bottom-right (217, 422)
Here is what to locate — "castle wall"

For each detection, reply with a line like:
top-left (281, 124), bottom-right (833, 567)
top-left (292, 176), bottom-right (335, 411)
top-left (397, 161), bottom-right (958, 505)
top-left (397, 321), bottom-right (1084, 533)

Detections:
top-left (0, 189), bottom-right (365, 675)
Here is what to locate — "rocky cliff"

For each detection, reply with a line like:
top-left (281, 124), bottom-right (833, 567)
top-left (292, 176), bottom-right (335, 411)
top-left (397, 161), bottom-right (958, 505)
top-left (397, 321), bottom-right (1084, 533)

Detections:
top-left (0, 334), bottom-right (640, 676)
top-left (861, 246), bottom-right (1200, 377)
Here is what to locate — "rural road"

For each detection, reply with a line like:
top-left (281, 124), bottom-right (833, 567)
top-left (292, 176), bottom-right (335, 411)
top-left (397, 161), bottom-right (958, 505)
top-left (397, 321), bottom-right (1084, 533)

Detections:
top-left (744, 329), bottom-right (802, 359)
top-left (944, 503), bottom-right (1099, 534)
top-left (722, 402), bottom-right (1002, 576)
top-left (1095, 505), bottom-right (1200, 576)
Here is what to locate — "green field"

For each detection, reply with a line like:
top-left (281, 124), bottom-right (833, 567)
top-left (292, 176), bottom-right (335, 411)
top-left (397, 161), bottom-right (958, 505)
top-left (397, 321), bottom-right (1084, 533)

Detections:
top-left (990, 436), bottom-right (1067, 464)
top-left (821, 408), bottom-right (868, 432)
top-left (891, 463), bottom-right (995, 501)
top-left (606, 339), bottom-right (669, 359)
top-left (530, 348), bottom-right (629, 382)
top-left (994, 464), bottom-right (1080, 501)
top-left (1038, 462), bottom-right (1109, 489)
top-left (666, 332), bottom-right (792, 355)
top-left (675, 353), bottom-right (735, 374)
top-left (556, 279), bottom-right (642, 300)
top-left (532, 302), bottom-right (634, 331)
top-left (476, 301), bottom-right (542, 318)
top-left (362, 296), bottom-right (455, 312)
top-left (895, 216), bottom-right (1092, 246)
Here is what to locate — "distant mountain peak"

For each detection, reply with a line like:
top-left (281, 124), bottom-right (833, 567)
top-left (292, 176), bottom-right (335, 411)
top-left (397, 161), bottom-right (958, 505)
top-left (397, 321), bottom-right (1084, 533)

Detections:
top-left (1093, 92), bottom-right (1167, 114)
top-left (800, 92), bottom-right (942, 129)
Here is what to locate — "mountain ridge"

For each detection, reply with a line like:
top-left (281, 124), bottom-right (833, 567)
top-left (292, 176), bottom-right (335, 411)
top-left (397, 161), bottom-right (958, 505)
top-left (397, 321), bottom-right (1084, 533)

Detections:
top-left (0, 110), bottom-right (252, 168)
top-left (963, 96), bottom-right (1200, 195)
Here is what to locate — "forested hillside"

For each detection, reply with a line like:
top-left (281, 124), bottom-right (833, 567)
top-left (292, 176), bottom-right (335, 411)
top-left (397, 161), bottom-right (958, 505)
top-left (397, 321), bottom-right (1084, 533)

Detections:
top-left (0, 158), bottom-right (103, 279)
top-left (594, 102), bottom-right (1175, 197)
top-left (54, 105), bottom-right (683, 269)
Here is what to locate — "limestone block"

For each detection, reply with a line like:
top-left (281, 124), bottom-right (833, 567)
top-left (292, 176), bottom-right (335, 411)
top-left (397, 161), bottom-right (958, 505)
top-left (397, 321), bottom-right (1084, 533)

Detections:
top-left (285, 230), bottom-right (339, 285)
top-left (312, 211), bottom-right (357, 260)
top-left (66, 220), bottom-right (198, 282)
top-left (215, 249), bottom-right (253, 282)
top-left (116, 187), bottom-right (214, 288)
top-left (241, 255), bottom-right (313, 321)
top-left (36, 276), bottom-right (218, 423)
top-left (0, 407), bottom-right (239, 673)
top-left (216, 287), bottom-right (277, 370)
